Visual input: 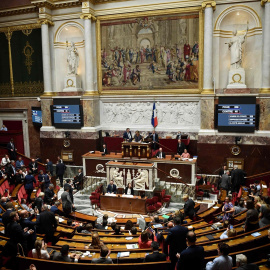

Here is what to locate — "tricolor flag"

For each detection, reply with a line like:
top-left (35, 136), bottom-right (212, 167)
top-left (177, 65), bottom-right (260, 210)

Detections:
top-left (151, 102), bottom-right (158, 128)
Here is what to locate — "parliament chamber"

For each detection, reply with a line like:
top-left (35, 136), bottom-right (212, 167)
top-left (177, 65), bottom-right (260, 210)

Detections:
top-left (0, 0), bottom-right (270, 269)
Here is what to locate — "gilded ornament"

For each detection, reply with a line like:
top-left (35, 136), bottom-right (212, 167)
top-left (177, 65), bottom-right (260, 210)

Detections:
top-left (23, 41), bottom-right (34, 75)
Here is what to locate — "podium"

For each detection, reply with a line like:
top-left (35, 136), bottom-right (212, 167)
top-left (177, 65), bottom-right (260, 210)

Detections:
top-left (121, 142), bottom-right (152, 158)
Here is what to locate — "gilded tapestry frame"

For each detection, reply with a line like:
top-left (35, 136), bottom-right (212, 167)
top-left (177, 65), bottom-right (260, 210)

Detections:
top-left (96, 6), bottom-right (204, 95)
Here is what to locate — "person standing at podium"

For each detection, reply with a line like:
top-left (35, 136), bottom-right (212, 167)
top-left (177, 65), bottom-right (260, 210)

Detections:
top-left (124, 183), bottom-right (134, 195)
top-left (149, 130), bottom-right (159, 150)
top-left (134, 131), bottom-right (143, 142)
top-left (123, 128), bottom-right (132, 142)
top-left (107, 180), bottom-right (117, 194)
top-left (177, 139), bottom-right (186, 155)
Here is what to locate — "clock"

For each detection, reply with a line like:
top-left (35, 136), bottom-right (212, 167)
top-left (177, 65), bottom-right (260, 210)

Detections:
top-left (231, 145), bottom-right (241, 156)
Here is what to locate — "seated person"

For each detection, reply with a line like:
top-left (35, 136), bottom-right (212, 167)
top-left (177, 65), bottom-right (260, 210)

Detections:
top-left (177, 139), bottom-right (186, 155)
top-left (197, 175), bottom-right (208, 185)
top-left (81, 223), bottom-right (93, 234)
top-left (89, 233), bottom-right (104, 249)
top-left (220, 227), bottom-right (237, 239)
top-left (96, 219), bottom-right (108, 230)
top-left (138, 230), bottom-right (156, 249)
top-left (53, 244), bottom-right (80, 262)
top-left (234, 200), bottom-right (247, 215)
top-left (111, 222), bottom-right (116, 231)
top-left (111, 225), bottom-right (123, 235)
top-left (144, 241), bottom-right (167, 262)
top-left (181, 149), bottom-right (190, 159)
top-left (32, 240), bottom-right (50, 259)
top-left (123, 128), bottom-right (132, 142)
top-left (134, 130), bottom-right (143, 142)
top-left (235, 254), bottom-right (259, 270)
top-left (15, 157), bottom-right (25, 170)
top-left (107, 180), bottom-right (117, 194)
top-left (124, 220), bottom-right (133, 230)
top-left (92, 245), bottom-right (113, 264)
top-left (101, 144), bottom-right (108, 155)
top-left (124, 183), bottom-right (134, 195)
top-left (1, 154), bottom-right (10, 167)
top-left (131, 227), bottom-right (137, 235)
top-left (156, 147), bottom-right (165, 159)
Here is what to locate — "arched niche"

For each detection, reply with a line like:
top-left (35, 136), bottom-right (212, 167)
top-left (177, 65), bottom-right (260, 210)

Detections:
top-left (213, 5), bottom-right (262, 90)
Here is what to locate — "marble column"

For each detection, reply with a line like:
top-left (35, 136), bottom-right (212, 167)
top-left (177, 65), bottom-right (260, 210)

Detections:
top-left (201, 1), bottom-right (216, 94)
top-left (81, 14), bottom-right (96, 93)
top-left (261, 0), bottom-right (270, 93)
top-left (40, 20), bottom-right (53, 95)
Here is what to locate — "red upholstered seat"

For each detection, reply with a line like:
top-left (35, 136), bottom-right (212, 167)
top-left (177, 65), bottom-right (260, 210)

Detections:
top-left (147, 204), bottom-right (156, 215)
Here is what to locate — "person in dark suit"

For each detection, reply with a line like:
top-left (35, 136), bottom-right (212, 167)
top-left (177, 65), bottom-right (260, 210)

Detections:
top-left (149, 130), bottom-right (159, 150)
top-left (74, 168), bottom-right (83, 190)
top-left (101, 144), bottom-right (108, 155)
top-left (176, 231), bottom-right (204, 270)
top-left (92, 245), bottom-right (113, 264)
top-left (124, 183), bottom-right (134, 195)
top-left (183, 194), bottom-right (195, 220)
top-left (24, 170), bottom-right (36, 202)
top-left (176, 131), bottom-right (182, 140)
top-left (53, 244), bottom-right (80, 262)
top-left (2, 202), bottom-right (14, 233)
top-left (28, 159), bottom-right (38, 174)
top-left (107, 180), bottom-right (117, 194)
top-left (6, 138), bottom-right (17, 160)
top-left (37, 204), bottom-right (57, 243)
top-left (123, 128), bottom-right (132, 142)
top-left (64, 179), bottom-right (74, 203)
top-left (156, 147), bottom-right (165, 159)
top-left (44, 184), bottom-right (56, 205)
top-left (61, 186), bottom-right (73, 217)
top-left (145, 241), bottom-right (167, 262)
top-left (56, 160), bottom-right (66, 187)
top-left (219, 165), bottom-right (228, 177)
top-left (46, 158), bottom-right (53, 176)
top-left (231, 165), bottom-right (246, 193)
top-left (164, 216), bottom-right (188, 270)
top-left (177, 139), bottom-right (186, 155)
top-left (33, 192), bottom-right (44, 213)
top-left (6, 160), bottom-right (16, 185)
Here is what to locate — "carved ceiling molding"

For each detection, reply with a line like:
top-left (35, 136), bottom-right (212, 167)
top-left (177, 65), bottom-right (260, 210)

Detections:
top-left (0, 6), bottom-right (37, 17)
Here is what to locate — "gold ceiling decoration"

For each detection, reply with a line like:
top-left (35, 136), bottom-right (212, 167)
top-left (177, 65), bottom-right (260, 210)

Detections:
top-left (23, 41), bottom-right (34, 75)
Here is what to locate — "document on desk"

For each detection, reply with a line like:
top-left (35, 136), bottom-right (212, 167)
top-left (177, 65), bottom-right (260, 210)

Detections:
top-left (105, 193), bottom-right (117, 196)
top-left (118, 252), bottom-right (130, 257)
top-left (122, 194), bottom-right (134, 198)
top-left (126, 244), bottom-right (139, 249)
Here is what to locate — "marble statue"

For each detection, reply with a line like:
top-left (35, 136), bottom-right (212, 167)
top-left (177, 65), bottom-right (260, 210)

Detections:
top-left (112, 168), bottom-right (124, 188)
top-left (67, 41), bottom-right (79, 75)
top-left (227, 24), bottom-right (248, 69)
top-left (133, 169), bottom-right (148, 189)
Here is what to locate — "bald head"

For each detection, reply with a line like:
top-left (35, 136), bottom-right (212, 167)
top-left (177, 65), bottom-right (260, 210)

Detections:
top-left (20, 210), bottom-right (28, 218)
top-left (167, 222), bottom-right (174, 229)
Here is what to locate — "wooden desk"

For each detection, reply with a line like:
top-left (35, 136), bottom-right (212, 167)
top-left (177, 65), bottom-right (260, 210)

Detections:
top-left (121, 142), bottom-right (152, 158)
top-left (100, 194), bottom-right (147, 214)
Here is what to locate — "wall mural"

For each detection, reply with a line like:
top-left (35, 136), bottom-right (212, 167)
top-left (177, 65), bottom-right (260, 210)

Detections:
top-left (100, 13), bottom-right (199, 91)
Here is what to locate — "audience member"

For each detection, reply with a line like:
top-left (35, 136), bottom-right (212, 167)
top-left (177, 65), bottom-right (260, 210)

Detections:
top-left (32, 239), bottom-right (50, 259)
top-left (46, 158), bottom-right (53, 176)
top-left (198, 174), bottom-right (208, 185)
top-left (0, 124), bottom-right (7, 131)
top-left (245, 200), bottom-right (259, 232)
top-left (21, 198), bottom-right (31, 212)
top-left (125, 220), bottom-right (133, 230)
top-left (111, 222), bottom-right (116, 231)
top-left (15, 169), bottom-right (25, 186)
top-left (145, 241), bottom-right (166, 262)
top-left (74, 168), bottom-right (83, 190)
top-left (234, 200), bottom-right (247, 215)
top-left (156, 147), bottom-right (165, 159)
top-left (183, 194), bottom-right (195, 219)
top-left (24, 170), bottom-right (36, 202)
top-left (89, 232), bottom-right (104, 249)
top-left (7, 138), bottom-right (17, 160)
top-left (2, 202), bottom-right (14, 232)
top-left (53, 244), bottom-right (80, 262)
top-left (1, 154), bottom-right (10, 167)
top-left (50, 201), bottom-right (60, 215)
top-left (56, 160), bottom-right (66, 187)
top-left (231, 165), bottom-right (246, 193)
top-left (44, 184), bottom-right (57, 204)
top-left (222, 196), bottom-right (235, 222)
top-left (176, 231), bottom-right (204, 270)
top-left (15, 156), bottom-right (25, 170)
top-left (219, 171), bottom-right (231, 193)
top-left (28, 159), bottom-right (38, 174)
top-left (165, 216), bottom-right (188, 270)
top-left (219, 165), bottom-right (229, 178)
top-left (61, 185), bottom-right (73, 216)
top-left (220, 228), bottom-right (237, 239)
top-left (131, 227), bottom-right (137, 235)
top-left (33, 192), bottom-right (44, 213)
top-left (259, 196), bottom-right (270, 227)
top-left (206, 243), bottom-right (233, 270)
top-left (138, 230), bottom-right (155, 249)
top-left (112, 225), bottom-right (123, 235)
top-left (96, 219), bottom-right (108, 230)
top-left (235, 254), bottom-right (259, 270)
top-left (6, 160), bottom-right (16, 186)
top-left (181, 149), bottom-right (190, 159)
top-left (92, 245), bottom-right (113, 264)
top-left (177, 139), bottom-right (186, 155)
top-left (38, 170), bottom-right (50, 191)
top-left (64, 179), bottom-right (74, 203)
top-left (124, 183), bottom-right (134, 195)
top-left (101, 144), bottom-right (108, 154)
top-left (81, 223), bottom-right (93, 234)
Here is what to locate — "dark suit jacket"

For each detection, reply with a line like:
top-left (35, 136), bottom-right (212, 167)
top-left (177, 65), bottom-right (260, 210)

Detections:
top-left (6, 165), bottom-right (16, 185)
top-left (177, 245), bottom-right (204, 270)
top-left (28, 161), bottom-right (38, 171)
top-left (124, 186), bottom-right (134, 195)
top-left (46, 161), bottom-right (53, 174)
top-left (149, 133), bottom-right (159, 142)
top-left (101, 147), bottom-right (108, 154)
top-left (33, 197), bottom-right (43, 213)
top-left (156, 151), bottom-right (165, 158)
top-left (123, 131), bottom-right (133, 142)
top-left (24, 174), bottom-right (36, 190)
top-left (231, 169), bottom-right (246, 188)
top-left (2, 209), bottom-right (13, 229)
top-left (36, 211), bottom-right (57, 241)
top-left (7, 142), bottom-right (16, 159)
top-left (56, 162), bottom-right (66, 176)
top-left (53, 252), bottom-right (72, 262)
top-left (107, 184), bottom-right (117, 194)
top-left (184, 199), bottom-right (195, 219)
top-left (44, 188), bottom-right (55, 204)
top-left (145, 251), bottom-right (167, 262)
top-left (164, 225), bottom-right (188, 258)
top-left (15, 173), bottom-right (24, 186)
top-left (177, 142), bottom-right (186, 155)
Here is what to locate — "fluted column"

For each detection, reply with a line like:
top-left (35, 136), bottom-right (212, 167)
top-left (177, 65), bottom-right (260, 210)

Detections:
top-left (39, 19), bottom-right (54, 95)
top-left (261, 0), bottom-right (270, 93)
top-left (80, 14), bottom-right (97, 93)
top-left (201, 1), bottom-right (216, 94)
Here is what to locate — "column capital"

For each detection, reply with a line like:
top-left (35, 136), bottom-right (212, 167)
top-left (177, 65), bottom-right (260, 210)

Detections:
top-left (38, 19), bottom-right (54, 26)
top-left (202, 1), bottom-right (216, 11)
top-left (261, 0), bottom-right (270, 6)
top-left (80, 13), bottom-right (97, 21)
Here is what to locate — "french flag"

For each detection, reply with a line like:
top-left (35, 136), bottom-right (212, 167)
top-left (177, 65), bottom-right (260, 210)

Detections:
top-left (151, 102), bottom-right (158, 128)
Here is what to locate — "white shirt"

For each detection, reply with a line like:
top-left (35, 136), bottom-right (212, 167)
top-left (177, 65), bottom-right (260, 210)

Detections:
top-left (1, 157), bottom-right (10, 166)
top-left (32, 249), bottom-right (50, 259)
top-left (127, 188), bottom-right (131, 195)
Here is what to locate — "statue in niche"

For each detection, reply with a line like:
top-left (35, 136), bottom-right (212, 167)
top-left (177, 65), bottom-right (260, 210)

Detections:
top-left (112, 168), bottom-right (124, 188)
top-left (227, 23), bottom-right (248, 69)
top-left (67, 41), bottom-right (79, 75)
top-left (133, 169), bottom-right (148, 189)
